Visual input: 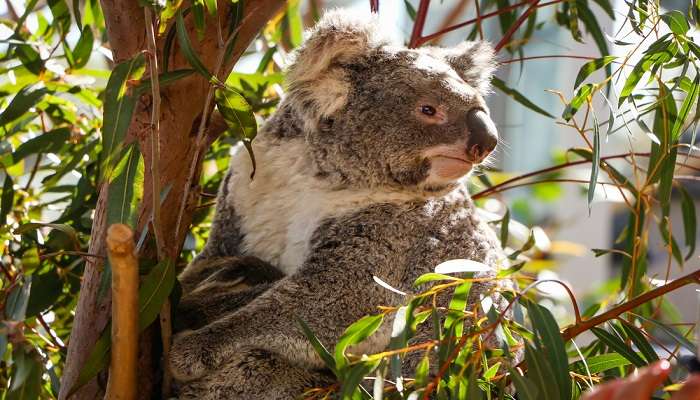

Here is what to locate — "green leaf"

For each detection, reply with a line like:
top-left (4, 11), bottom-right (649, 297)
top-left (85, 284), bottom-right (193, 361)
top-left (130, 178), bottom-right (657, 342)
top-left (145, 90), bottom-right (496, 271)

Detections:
top-left (133, 69), bottom-right (195, 96)
top-left (106, 144), bottom-right (143, 227)
top-left (403, 0), bottom-right (417, 20)
top-left (523, 342), bottom-right (559, 400)
top-left (617, 322), bottom-right (658, 363)
top-left (203, 0), bottom-right (216, 15)
top-left (11, 127), bottom-right (71, 165)
top-left (661, 10), bottom-right (690, 35)
top-left (5, 276), bottom-right (32, 321)
top-left (590, 326), bottom-right (647, 367)
top-left (339, 359), bottom-right (381, 398)
top-left (137, 259), bottom-right (176, 329)
top-left (1, 175), bottom-right (14, 224)
top-left (100, 54), bottom-right (146, 179)
top-left (192, 0), bottom-right (206, 40)
top-left (286, 0), bottom-right (303, 48)
top-left (26, 269), bottom-right (63, 317)
top-left (569, 353), bottom-right (631, 374)
top-left (15, 222), bottom-right (81, 249)
top-left (587, 107), bottom-right (600, 208)
top-left (296, 317), bottom-right (337, 374)
top-left (562, 84), bottom-right (593, 121)
top-left (47, 0), bottom-right (71, 34)
top-left (637, 316), bottom-right (695, 353)
top-left (527, 302), bottom-right (570, 400)
top-left (672, 75), bottom-right (700, 140)
top-left (335, 314), bottom-right (384, 371)
top-left (215, 87), bottom-right (257, 141)
top-left (0, 84), bottom-right (49, 126)
top-left (575, 0), bottom-right (610, 58)
top-left (7, 347), bottom-right (42, 400)
top-left (618, 37), bottom-right (676, 105)
top-left (15, 44), bottom-right (45, 75)
top-left (444, 280), bottom-right (473, 337)
top-left (500, 208), bottom-right (510, 249)
top-left (413, 272), bottom-right (460, 286)
top-left (678, 185), bottom-right (697, 260)
top-left (508, 367), bottom-right (539, 400)
top-left (176, 11), bottom-right (220, 84)
top-left (492, 77), bottom-right (554, 118)
top-left (71, 25), bottom-right (94, 69)
top-left (574, 56), bottom-right (616, 88)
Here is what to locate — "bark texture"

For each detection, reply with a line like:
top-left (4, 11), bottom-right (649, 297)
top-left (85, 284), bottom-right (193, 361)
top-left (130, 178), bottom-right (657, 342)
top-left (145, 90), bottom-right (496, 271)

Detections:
top-left (59, 2), bottom-right (286, 399)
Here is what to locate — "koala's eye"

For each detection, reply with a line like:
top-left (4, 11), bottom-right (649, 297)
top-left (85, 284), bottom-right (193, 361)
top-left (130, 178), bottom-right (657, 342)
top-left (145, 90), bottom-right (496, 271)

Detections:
top-left (420, 105), bottom-right (437, 116)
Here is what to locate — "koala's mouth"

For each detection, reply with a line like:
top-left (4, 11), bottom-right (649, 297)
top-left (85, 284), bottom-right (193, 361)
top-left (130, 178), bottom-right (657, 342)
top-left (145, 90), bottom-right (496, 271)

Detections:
top-left (428, 155), bottom-right (473, 180)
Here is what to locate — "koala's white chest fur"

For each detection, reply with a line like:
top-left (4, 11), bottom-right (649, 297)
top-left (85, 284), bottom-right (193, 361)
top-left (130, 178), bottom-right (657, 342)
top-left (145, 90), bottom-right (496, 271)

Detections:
top-left (225, 137), bottom-right (417, 275)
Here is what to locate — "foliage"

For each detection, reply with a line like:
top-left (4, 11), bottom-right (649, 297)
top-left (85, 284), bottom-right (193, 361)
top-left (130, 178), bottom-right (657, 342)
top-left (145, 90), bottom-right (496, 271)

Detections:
top-left (0, 0), bottom-right (698, 399)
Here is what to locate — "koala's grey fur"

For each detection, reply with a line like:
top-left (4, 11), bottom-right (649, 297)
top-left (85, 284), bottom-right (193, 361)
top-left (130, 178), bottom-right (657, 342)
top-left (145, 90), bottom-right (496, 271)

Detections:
top-left (170, 9), bottom-right (512, 400)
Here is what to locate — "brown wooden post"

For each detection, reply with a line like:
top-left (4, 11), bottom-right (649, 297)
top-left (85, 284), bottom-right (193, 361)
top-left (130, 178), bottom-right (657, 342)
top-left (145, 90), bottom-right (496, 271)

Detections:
top-left (105, 224), bottom-right (139, 400)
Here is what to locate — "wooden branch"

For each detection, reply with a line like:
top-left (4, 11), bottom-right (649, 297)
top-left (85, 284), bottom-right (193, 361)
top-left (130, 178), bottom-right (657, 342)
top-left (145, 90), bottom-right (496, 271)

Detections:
top-left (408, 0), bottom-right (431, 48)
top-left (104, 224), bottom-right (139, 400)
top-left (561, 268), bottom-right (700, 341)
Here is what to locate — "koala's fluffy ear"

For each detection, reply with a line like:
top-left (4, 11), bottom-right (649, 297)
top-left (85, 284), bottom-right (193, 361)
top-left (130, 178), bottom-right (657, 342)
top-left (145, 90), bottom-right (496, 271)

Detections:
top-left (286, 9), bottom-right (390, 118)
top-left (438, 41), bottom-right (497, 94)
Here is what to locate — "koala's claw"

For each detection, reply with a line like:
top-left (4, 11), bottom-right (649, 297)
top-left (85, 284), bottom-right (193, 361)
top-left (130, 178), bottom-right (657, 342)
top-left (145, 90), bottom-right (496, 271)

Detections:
top-left (170, 331), bottom-right (215, 381)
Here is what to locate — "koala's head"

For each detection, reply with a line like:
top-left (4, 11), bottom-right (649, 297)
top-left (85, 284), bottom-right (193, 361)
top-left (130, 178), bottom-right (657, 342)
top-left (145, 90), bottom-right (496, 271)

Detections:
top-left (284, 10), bottom-right (498, 193)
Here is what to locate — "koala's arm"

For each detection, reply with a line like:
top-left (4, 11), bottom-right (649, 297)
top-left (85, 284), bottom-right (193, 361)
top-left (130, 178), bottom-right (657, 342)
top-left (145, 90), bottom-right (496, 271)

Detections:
top-left (175, 256), bottom-right (285, 332)
top-left (169, 206), bottom-right (408, 381)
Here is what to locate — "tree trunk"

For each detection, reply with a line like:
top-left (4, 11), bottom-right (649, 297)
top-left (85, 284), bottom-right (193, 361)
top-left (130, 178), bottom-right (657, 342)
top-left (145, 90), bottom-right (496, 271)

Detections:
top-left (59, 2), bottom-right (286, 399)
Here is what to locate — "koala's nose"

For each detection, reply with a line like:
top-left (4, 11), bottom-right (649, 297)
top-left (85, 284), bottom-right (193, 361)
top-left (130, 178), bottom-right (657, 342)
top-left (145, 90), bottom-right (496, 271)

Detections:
top-left (466, 109), bottom-right (498, 162)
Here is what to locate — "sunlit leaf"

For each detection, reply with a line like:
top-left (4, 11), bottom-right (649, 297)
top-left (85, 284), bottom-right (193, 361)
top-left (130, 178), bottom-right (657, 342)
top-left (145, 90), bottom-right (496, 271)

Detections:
top-left (0, 84), bottom-right (49, 126)
top-left (678, 185), bottom-right (697, 260)
top-left (335, 314), bottom-right (384, 372)
top-left (562, 84), bottom-right (593, 121)
top-left (100, 54), bottom-right (146, 179)
top-left (574, 56), bottom-right (616, 88)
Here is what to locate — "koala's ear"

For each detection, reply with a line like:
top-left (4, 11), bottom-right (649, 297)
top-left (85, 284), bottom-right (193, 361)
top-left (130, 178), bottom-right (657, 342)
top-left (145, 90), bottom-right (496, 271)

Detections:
top-left (286, 9), bottom-right (390, 118)
top-left (439, 41), bottom-right (497, 93)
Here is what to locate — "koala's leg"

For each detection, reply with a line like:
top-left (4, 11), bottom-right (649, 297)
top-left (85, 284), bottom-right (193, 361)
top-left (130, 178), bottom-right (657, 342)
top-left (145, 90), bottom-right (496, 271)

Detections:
top-left (176, 348), bottom-right (335, 400)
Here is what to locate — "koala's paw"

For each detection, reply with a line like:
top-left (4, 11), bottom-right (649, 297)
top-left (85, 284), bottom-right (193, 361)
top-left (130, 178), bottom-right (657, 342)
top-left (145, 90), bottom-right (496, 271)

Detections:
top-left (169, 330), bottom-right (217, 381)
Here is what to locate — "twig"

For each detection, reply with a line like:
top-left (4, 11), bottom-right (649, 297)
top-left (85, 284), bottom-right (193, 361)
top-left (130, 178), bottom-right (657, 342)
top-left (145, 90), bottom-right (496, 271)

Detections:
top-left (408, 0), bottom-right (431, 48)
top-left (561, 268), bottom-right (700, 341)
top-left (104, 224), bottom-right (139, 400)
top-left (24, 153), bottom-right (43, 191)
top-left (495, 0), bottom-right (540, 51)
top-left (37, 313), bottom-right (64, 349)
top-left (472, 152), bottom-right (651, 199)
top-left (144, 7), bottom-right (165, 261)
top-left (143, 7), bottom-right (172, 397)
top-left (501, 54), bottom-right (603, 64)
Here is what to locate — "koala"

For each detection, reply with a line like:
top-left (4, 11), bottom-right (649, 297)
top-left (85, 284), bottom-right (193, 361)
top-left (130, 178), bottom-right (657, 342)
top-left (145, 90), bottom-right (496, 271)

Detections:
top-left (170, 9), bottom-right (510, 400)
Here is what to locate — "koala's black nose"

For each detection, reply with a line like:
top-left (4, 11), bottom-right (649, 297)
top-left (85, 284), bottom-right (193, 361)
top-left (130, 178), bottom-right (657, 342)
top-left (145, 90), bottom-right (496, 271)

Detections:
top-left (466, 109), bottom-right (498, 161)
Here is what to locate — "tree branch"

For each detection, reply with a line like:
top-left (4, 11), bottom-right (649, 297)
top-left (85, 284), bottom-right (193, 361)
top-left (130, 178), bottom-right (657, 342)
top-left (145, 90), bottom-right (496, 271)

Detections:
top-left (561, 268), bottom-right (700, 341)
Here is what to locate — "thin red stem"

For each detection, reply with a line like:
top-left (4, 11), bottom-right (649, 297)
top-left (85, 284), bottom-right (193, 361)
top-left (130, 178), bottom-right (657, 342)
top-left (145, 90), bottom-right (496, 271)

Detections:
top-left (495, 0), bottom-right (540, 51)
top-left (409, 0), bottom-right (431, 48)
top-left (472, 152), bottom-right (651, 200)
top-left (501, 54), bottom-right (602, 64)
top-left (369, 0), bottom-right (378, 13)
top-left (562, 268), bottom-right (700, 341)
